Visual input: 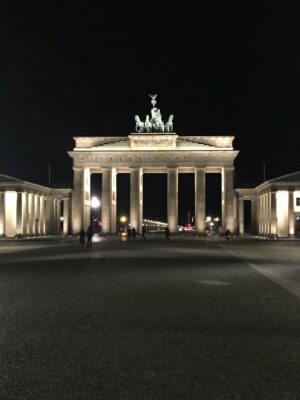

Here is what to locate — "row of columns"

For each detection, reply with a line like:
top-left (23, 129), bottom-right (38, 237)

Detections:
top-left (238, 190), bottom-right (296, 237)
top-left (0, 191), bottom-right (70, 237)
top-left (72, 166), bottom-right (235, 234)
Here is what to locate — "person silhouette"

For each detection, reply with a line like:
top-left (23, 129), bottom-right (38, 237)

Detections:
top-left (86, 225), bottom-right (93, 247)
top-left (165, 226), bottom-right (170, 240)
top-left (132, 227), bottom-right (136, 240)
top-left (141, 225), bottom-right (146, 240)
top-left (79, 228), bottom-right (85, 248)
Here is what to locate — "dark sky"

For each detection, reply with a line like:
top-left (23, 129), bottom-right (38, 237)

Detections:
top-left (1, 2), bottom-right (299, 221)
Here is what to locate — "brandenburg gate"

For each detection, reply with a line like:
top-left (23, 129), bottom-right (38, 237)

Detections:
top-left (68, 95), bottom-right (239, 234)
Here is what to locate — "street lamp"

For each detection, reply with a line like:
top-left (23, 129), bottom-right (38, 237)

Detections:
top-left (90, 196), bottom-right (100, 232)
top-left (91, 196), bottom-right (100, 209)
top-left (120, 216), bottom-right (127, 239)
top-left (120, 216), bottom-right (127, 224)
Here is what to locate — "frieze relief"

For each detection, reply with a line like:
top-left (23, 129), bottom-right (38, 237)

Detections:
top-left (72, 151), bottom-right (237, 166)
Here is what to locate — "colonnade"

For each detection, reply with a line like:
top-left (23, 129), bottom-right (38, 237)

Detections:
top-left (72, 166), bottom-right (235, 234)
top-left (237, 189), bottom-right (299, 237)
top-left (0, 191), bottom-right (71, 237)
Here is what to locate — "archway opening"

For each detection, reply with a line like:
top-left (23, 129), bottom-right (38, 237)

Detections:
top-left (244, 200), bottom-right (252, 233)
top-left (117, 173), bottom-right (130, 232)
top-left (90, 173), bottom-right (102, 233)
top-left (178, 173), bottom-right (195, 227)
top-left (143, 174), bottom-right (167, 223)
top-left (205, 173), bottom-right (221, 232)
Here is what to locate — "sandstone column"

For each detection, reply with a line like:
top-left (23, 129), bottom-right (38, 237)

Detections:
top-left (4, 191), bottom-right (17, 237)
top-left (0, 192), bottom-right (5, 236)
top-left (34, 194), bottom-right (40, 235)
top-left (39, 196), bottom-right (45, 235)
top-left (238, 198), bottom-right (244, 235)
top-left (102, 168), bottom-right (117, 234)
top-left (45, 196), bottom-right (55, 235)
top-left (270, 191), bottom-right (277, 236)
top-left (63, 198), bottom-right (70, 235)
top-left (72, 167), bottom-right (84, 233)
top-left (195, 168), bottom-right (205, 233)
top-left (222, 167), bottom-right (234, 232)
top-left (167, 168), bottom-right (178, 233)
top-left (262, 194), bottom-right (266, 235)
top-left (22, 193), bottom-right (28, 235)
top-left (56, 199), bottom-right (61, 234)
top-left (28, 193), bottom-right (34, 235)
top-left (288, 191), bottom-right (295, 237)
top-left (16, 192), bottom-right (23, 235)
top-left (130, 168), bottom-right (143, 233)
top-left (251, 199), bottom-right (257, 234)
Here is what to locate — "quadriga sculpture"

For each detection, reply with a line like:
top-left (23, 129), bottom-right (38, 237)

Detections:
top-left (134, 115), bottom-right (144, 133)
top-left (164, 114), bottom-right (174, 132)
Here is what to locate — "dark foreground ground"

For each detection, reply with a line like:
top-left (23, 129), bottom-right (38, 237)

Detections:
top-left (0, 235), bottom-right (300, 399)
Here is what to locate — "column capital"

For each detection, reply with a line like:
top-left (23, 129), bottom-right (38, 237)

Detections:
top-left (129, 167), bottom-right (143, 172)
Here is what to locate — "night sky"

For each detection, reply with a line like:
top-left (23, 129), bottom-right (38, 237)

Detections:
top-left (1, 2), bottom-right (299, 223)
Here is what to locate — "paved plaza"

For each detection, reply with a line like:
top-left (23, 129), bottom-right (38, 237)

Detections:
top-left (0, 236), bottom-right (300, 399)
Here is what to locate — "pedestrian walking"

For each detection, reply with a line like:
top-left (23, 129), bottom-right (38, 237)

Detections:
top-left (141, 225), bottom-right (147, 240)
top-left (79, 228), bottom-right (85, 248)
top-left (165, 226), bottom-right (170, 240)
top-left (132, 227), bottom-right (136, 240)
top-left (225, 229), bottom-right (231, 241)
top-left (127, 227), bottom-right (132, 239)
top-left (86, 225), bottom-right (94, 248)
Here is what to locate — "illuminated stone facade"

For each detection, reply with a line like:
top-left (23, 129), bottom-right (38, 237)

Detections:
top-left (68, 133), bottom-right (239, 234)
top-left (236, 171), bottom-right (300, 238)
top-left (0, 174), bottom-right (72, 237)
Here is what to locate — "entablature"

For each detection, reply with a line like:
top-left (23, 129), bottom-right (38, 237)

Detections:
top-left (69, 149), bottom-right (239, 170)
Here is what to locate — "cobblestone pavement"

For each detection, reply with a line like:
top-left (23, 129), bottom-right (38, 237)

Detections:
top-left (0, 237), bottom-right (300, 399)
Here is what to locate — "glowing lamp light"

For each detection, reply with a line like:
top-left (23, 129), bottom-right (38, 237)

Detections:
top-left (120, 216), bottom-right (127, 223)
top-left (206, 216), bottom-right (212, 222)
top-left (91, 196), bottom-right (100, 209)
